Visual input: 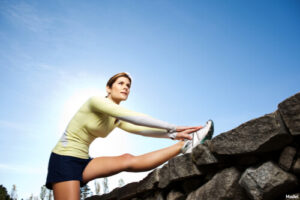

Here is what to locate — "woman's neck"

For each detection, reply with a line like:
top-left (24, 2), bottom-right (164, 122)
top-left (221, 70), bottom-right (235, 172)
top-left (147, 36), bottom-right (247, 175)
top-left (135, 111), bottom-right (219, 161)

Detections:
top-left (107, 96), bottom-right (121, 104)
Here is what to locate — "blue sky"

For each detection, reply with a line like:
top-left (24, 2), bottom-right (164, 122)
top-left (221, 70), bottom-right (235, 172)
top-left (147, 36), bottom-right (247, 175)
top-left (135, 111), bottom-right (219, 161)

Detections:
top-left (0, 0), bottom-right (299, 199)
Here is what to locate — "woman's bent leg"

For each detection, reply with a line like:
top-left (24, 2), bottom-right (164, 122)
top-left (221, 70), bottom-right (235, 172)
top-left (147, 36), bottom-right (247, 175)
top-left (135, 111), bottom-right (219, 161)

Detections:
top-left (82, 141), bottom-right (185, 183)
top-left (53, 180), bottom-right (80, 200)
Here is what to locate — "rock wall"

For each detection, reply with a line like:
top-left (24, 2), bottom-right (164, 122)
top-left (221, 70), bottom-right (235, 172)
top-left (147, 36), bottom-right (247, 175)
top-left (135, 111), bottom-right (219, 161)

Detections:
top-left (86, 92), bottom-right (300, 200)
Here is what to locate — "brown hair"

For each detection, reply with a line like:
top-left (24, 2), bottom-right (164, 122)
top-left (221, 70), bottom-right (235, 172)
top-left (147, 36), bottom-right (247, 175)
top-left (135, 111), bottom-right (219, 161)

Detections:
top-left (106, 72), bottom-right (132, 88)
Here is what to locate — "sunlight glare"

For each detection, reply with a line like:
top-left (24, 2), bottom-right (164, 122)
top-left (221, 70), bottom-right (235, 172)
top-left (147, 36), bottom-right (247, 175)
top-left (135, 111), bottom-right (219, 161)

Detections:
top-left (58, 88), bottom-right (105, 134)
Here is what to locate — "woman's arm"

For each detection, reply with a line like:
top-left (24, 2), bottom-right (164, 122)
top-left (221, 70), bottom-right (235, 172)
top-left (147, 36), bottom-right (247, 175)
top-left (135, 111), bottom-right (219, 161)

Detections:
top-left (89, 96), bottom-right (177, 132)
top-left (118, 121), bottom-right (202, 140)
top-left (117, 121), bottom-right (177, 139)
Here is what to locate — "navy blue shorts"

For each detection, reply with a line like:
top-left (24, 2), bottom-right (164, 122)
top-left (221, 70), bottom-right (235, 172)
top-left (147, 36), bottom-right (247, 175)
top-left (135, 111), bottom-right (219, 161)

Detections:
top-left (45, 152), bottom-right (93, 190)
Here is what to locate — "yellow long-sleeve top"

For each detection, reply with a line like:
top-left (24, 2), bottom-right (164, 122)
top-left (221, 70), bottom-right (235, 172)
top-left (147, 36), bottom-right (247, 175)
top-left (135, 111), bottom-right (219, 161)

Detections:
top-left (52, 96), bottom-right (177, 159)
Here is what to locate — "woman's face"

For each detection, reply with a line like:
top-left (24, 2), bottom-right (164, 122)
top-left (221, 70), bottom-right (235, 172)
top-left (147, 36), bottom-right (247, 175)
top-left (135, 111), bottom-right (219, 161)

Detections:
top-left (106, 76), bottom-right (131, 104)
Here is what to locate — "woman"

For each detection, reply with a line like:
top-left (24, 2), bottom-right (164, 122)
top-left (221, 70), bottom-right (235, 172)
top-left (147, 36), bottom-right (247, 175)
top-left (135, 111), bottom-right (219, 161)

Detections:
top-left (46, 72), bottom-right (214, 200)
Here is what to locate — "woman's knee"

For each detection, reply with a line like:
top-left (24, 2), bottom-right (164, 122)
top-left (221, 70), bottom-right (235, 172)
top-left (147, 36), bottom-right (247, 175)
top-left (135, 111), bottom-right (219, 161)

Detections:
top-left (120, 153), bottom-right (135, 170)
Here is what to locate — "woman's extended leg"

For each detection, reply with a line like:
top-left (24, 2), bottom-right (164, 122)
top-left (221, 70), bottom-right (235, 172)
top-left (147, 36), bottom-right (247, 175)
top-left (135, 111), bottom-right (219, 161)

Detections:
top-left (82, 141), bottom-right (185, 183)
top-left (53, 180), bottom-right (80, 200)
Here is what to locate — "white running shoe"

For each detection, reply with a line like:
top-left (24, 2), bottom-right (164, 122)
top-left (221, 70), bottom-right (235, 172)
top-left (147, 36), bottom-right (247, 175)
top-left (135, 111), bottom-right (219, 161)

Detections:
top-left (181, 120), bottom-right (214, 154)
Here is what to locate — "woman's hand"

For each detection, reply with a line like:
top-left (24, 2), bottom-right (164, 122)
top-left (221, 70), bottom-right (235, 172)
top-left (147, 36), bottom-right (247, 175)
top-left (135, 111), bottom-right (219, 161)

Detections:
top-left (174, 126), bottom-right (203, 140)
top-left (176, 126), bottom-right (202, 132)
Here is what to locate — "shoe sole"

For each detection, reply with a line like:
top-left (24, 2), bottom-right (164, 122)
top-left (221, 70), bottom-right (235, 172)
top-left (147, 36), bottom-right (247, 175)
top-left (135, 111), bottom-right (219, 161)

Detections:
top-left (200, 120), bottom-right (214, 144)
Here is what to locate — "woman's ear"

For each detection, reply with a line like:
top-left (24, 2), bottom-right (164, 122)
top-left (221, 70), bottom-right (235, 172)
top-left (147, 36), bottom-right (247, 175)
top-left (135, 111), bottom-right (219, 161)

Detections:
top-left (106, 86), bottom-right (111, 96)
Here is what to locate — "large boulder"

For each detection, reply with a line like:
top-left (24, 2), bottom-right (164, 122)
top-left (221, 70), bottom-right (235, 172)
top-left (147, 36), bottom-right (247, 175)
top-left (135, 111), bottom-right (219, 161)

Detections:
top-left (136, 169), bottom-right (160, 193)
top-left (278, 146), bottom-right (297, 171)
top-left (191, 142), bottom-right (219, 167)
top-left (210, 111), bottom-right (293, 155)
top-left (239, 161), bottom-right (298, 200)
top-left (278, 92), bottom-right (300, 135)
top-left (158, 153), bottom-right (202, 189)
top-left (186, 167), bottom-right (248, 200)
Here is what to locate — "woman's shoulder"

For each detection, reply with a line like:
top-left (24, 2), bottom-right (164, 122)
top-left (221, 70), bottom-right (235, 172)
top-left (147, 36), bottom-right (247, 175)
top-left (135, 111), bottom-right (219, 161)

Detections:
top-left (88, 95), bottom-right (115, 107)
top-left (88, 95), bottom-right (109, 102)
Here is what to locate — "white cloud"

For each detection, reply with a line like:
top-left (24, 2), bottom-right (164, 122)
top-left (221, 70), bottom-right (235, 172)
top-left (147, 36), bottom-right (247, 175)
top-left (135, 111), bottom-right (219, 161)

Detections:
top-left (3, 2), bottom-right (54, 33)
